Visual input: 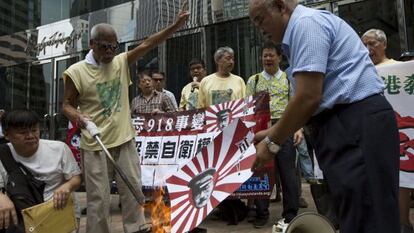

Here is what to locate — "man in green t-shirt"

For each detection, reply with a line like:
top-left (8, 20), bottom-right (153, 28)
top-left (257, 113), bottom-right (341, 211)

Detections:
top-left (246, 42), bottom-right (302, 230)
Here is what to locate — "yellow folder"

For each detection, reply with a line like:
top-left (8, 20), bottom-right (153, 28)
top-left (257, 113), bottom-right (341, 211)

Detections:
top-left (21, 195), bottom-right (76, 233)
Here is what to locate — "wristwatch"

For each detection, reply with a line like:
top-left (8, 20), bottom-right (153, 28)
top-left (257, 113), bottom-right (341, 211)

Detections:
top-left (263, 136), bottom-right (281, 154)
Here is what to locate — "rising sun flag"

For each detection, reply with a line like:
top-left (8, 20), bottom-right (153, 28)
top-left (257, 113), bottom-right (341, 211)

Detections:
top-left (166, 119), bottom-right (256, 233)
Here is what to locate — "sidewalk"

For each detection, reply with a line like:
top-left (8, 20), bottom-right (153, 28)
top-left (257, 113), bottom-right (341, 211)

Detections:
top-left (76, 183), bottom-right (414, 232)
top-left (76, 182), bottom-right (318, 233)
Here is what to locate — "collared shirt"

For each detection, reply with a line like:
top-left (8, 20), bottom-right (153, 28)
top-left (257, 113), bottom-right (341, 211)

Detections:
top-left (281, 5), bottom-right (384, 114)
top-left (162, 89), bottom-right (178, 109)
top-left (130, 91), bottom-right (176, 114)
top-left (246, 69), bottom-right (289, 119)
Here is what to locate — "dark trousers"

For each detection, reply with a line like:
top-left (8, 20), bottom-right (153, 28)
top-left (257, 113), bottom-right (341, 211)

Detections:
top-left (307, 94), bottom-right (400, 233)
top-left (255, 137), bottom-right (299, 222)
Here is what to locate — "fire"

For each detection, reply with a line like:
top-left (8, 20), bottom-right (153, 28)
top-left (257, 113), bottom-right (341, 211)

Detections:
top-left (147, 187), bottom-right (171, 233)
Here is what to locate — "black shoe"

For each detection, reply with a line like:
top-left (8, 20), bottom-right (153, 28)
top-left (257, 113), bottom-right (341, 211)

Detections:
top-left (246, 208), bottom-right (256, 222)
top-left (253, 217), bottom-right (268, 228)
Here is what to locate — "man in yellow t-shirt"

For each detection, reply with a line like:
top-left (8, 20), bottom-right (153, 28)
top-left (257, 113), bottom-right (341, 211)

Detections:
top-left (61, 6), bottom-right (189, 233)
top-left (361, 29), bottom-right (401, 67)
top-left (198, 47), bottom-right (246, 108)
top-left (179, 58), bottom-right (207, 111)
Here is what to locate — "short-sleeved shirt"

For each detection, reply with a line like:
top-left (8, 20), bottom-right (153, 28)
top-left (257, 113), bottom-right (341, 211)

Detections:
top-left (246, 69), bottom-right (289, 119)
top-left (198, 73), bottom-right (246, 108)
top-left (63, 52), bottom-right (135, 151)
top-left (162, 89), bottom-right (178, 109)
top-left (130, 91), bottom-right (176, 114)
top-left (281, 5), bottom-right (384, 114)
top-left (179, 82), bottom-right (199, 110)
top-left (0, 140), bottom-right (81, 201)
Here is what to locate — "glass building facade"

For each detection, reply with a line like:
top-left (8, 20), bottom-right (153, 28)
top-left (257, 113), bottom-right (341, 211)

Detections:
top-left (0, 0), bottom-right (413, 141)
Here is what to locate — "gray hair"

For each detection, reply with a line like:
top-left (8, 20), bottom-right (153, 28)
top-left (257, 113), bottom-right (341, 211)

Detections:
top-left (362, 29), bottom-right (387, 45)
top-left (90, 23), bottom-right (117, 40)
top-left (214, 47), bottom-right (234, 63)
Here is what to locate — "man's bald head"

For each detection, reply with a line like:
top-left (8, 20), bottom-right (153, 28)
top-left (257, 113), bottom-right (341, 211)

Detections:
top-left (89, 23), bottom-right (119, 64)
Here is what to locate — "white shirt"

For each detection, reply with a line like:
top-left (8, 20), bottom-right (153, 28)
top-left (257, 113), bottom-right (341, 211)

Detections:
top-left (0, 140), bottom-right (81, 201)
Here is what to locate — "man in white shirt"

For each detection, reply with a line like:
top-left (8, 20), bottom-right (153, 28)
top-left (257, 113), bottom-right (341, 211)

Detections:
top-left (0, 109), bottom-right (81, 231)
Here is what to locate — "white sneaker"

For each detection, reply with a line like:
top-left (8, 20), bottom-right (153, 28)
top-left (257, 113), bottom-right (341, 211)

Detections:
top-left (272, 218), bottom-right (288, 233)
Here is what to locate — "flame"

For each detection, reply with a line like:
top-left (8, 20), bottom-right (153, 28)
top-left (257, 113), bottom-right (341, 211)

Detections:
top-left (147, 187), bottom-right (171, 233)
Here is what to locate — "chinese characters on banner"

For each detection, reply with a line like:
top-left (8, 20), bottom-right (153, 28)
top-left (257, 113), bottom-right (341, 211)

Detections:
top-left (377, 61), bottom-right (414, 189)
top-left (133, 92), bottom-right (273, 198)
top-left (166, 119), bottom-right (256, 233)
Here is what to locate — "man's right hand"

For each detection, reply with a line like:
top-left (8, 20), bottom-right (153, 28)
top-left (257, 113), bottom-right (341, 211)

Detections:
top-left (0, 193), bottom-right (18, 229)
top-left (76, 114), bottom-right (91, 129)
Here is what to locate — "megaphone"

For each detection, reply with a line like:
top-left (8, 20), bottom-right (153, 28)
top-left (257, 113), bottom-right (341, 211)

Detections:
top-left (273, 212), bottom-right (336, 233)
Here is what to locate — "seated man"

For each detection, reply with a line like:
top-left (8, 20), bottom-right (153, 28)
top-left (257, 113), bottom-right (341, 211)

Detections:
top-left (0, 109), bottom-right (81, 231)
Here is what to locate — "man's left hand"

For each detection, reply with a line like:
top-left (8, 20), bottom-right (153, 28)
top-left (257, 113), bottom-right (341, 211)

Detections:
top-left (53, 184), bottom-right (71, 209)
top-left (293, 129), bottom-right (304, 146)
top-left (175, 0), bottom-right (190, 28)
top-left (252, 139), bottom-right (278, 171)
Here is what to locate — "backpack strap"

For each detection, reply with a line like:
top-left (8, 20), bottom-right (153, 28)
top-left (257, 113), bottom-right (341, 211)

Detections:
top-left (0, 144), bottom-right (20, 174)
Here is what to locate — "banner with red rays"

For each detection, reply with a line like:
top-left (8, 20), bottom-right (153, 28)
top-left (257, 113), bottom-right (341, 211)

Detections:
top-left (166, 119), bottom-right (256, 233)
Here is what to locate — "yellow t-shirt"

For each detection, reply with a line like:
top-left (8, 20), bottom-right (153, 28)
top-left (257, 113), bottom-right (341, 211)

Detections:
top-left (179, 83), bottom-right (199, 110)
top-left (63, 52), bottom-right (135, 151)
top-left (376, 59), bottom-right (401, 67)
top-left (198, 73), bottom-right (246, 108)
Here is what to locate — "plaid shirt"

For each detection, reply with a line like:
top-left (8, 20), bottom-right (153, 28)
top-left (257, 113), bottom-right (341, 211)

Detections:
top-left (130, 90), bottom-right (176, 114)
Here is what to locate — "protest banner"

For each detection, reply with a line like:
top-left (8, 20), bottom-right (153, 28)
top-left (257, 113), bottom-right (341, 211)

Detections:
top-left (166, 119), bottom-right (256, 233)
top-left (377, 61), bottom-right (414, 188)
top-left (66, 92), bottom-right (273, 197)
top-left (133, 92), bottom-right (274, 198)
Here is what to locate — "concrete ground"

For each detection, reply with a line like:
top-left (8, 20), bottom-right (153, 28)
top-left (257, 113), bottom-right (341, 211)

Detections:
top-left (76, 183), bottom-right (414, 233)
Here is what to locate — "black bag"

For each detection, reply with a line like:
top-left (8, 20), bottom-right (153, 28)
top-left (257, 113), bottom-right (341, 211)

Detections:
top-left (217, 199), bottom-right (248, 225)
top-left (0, 144), bottom-right (45, 233)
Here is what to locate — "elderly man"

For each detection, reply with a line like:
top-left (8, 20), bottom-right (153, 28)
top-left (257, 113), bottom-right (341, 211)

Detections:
top-left (361, 29), bottom-right (399, 66)
top-left (61, 5), bottom-right (189, 233)
top-left (131, 71), bottom-right (176, 114)
top-left (249, 1), bottom-right (399, 233)
top-left (198, 47), bottom-right (246, 108)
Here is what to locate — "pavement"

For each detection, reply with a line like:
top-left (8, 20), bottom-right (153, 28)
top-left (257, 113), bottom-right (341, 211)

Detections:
top-left (76, 182), bottom-right (414, 233)
top-left (76, 182), bottom-right (325, 233)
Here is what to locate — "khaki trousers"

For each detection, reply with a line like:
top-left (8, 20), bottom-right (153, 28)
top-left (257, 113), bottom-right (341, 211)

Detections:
top-left (81, 140), bottom-right (145, 233)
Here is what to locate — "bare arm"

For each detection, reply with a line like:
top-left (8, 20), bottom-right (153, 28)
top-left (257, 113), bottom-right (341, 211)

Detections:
top-left (62, 77), bottom-right (89, 127)
top-left (127, 1), bottom-right (189, 65)
top-left (253, 72), bottom-right (323, 169)
top-left (0, 193), bottom-right (18, 229)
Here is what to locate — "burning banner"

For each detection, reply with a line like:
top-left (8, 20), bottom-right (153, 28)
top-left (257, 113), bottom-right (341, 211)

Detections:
top-left (377, 61), bottom-right (414, 188)
top-left (166, 119), bottom-right (256, 233)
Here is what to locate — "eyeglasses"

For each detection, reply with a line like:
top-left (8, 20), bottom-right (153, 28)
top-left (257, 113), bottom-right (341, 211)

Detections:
top-left (95, 41), bottom-right (119, 51)
top-left (152, 78), bottom-right (164, 82)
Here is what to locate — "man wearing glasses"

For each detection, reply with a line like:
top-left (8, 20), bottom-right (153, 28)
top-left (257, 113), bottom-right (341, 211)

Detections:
top-left (61, 3), bottom-right (189, 232)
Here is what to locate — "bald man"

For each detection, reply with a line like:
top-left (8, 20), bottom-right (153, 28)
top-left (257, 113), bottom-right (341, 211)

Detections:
top-left (62, 5), bottom-right (189, 233)
top-left (249, 0), bottom-right (399, 233)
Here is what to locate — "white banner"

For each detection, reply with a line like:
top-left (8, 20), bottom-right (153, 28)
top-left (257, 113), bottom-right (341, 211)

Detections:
top-left (377, 61), bottom-right (414, 188)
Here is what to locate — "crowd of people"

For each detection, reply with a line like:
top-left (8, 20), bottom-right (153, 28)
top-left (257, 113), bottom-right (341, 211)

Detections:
top-left (0, 0), bottom-right (414, 233)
